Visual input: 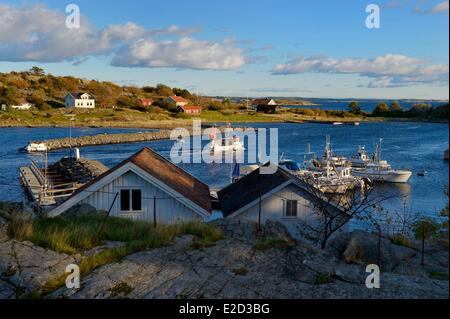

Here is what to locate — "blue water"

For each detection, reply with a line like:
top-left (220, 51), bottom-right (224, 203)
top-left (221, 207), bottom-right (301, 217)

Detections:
top-left (0, 122), bottom-right (448, 218)
top-left (282, 98), bottom-right (447, 112)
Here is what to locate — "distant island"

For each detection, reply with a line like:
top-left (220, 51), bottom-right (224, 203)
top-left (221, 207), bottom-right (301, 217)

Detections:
top-left (0, 67), bottom-right (448, 129)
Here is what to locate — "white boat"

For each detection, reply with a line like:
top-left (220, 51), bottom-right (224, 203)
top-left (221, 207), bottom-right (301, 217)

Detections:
top-left (210, 137), bottom-right (245, 152)
top-left (26, 143), bottom-right (48, 153)
top-left (352, 140), bottom-right (412, 183)
top-left (353, 161), bottom-right (412, 183)
top-left (349, 145), bottom-right (372, 168)
top-left (318, 135), bottom-right (348, 168)
top-left (280, 157), bottom-right (364, 194)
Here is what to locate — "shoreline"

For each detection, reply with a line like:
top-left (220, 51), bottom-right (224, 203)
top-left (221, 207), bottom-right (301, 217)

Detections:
top-left (1, 116), bottom-right (447, 130)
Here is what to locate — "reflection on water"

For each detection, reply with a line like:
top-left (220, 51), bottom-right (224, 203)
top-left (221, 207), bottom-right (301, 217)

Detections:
top-left (0, 122), bottom-right (448, 221)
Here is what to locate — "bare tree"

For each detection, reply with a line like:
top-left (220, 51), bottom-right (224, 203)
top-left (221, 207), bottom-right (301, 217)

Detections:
top-left (294, 176), bottom-right (397, 249)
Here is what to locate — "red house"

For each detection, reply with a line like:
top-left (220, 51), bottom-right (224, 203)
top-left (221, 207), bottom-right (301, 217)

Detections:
top-left (138, 98), bottom-right (153, 107)
top-left (177, 105), bottom-right (202, 115)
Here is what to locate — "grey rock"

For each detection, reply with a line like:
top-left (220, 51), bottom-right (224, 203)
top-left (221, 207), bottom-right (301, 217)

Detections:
top-left (62, 203), bottom-right (98, 218)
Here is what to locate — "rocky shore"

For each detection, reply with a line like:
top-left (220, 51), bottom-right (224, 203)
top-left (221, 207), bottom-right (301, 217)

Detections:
top-left (0, 218), bottom-right (447, 299)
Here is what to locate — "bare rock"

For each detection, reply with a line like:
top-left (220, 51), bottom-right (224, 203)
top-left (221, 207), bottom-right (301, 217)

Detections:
top-left (0, 240), bottom-right (78, 297)
top-left (264, 220), bottom-right (295, 244)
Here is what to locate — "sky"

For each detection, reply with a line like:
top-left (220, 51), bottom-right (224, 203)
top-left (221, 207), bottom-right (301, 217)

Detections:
top-left (0, 0), bottom-right (448, 99)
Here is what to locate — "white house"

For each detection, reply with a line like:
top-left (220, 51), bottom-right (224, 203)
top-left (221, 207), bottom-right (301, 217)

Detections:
top-left (217, 166), bottom-right (345, 237)
top-left (166, 95), bottom-right (189, 107)
top-left (64, 92), bottom-right (96, 109)
top-left (48, 147), bottom-right (212, 223)
top-left (11, 102), bottom-right (34, 110)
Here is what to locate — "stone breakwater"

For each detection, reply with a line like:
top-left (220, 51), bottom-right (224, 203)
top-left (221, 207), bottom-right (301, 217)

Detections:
top-left (25, 126), bottom-right (250, 152)
top-left (27, 129), bottom-right (193, 152)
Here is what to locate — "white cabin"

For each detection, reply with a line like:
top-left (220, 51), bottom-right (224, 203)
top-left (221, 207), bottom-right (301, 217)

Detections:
top-left (218, 167), bottom-right (345, 238)
top-left (65, 92), bottom-right (96, 109)
top-left (11, 102), bottom-right (34, 110)
top-left (48, 148), bottom-right (212, 223)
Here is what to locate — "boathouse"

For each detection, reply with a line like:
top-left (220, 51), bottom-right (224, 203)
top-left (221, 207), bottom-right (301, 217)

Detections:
top-left (217, 166), bottom-right (344, 236)
top-left (251, 98), bottom-right (278, 113)
top-left (47, 148), bottom-right (212, 223)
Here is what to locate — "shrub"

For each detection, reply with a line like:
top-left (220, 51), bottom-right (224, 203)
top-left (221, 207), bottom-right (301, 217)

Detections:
top-left (253, 237), bottom-right (294, 251)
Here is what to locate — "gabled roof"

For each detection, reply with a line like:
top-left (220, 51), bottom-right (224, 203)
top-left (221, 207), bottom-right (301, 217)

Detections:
top-left (168, 95), bottom-right (189, 103)
top-left (218, 166), bottom-right (291, 217)
top-left (251, 98), bottom-right (277, 106)
top-left (217, 166), bottom-right (343, 217)
top-left (139, 98), bottom-right (154, 104)
top-left (68, 92), bottom-right (94, 99)
top-left (49, 147), bottom-right (212, 217)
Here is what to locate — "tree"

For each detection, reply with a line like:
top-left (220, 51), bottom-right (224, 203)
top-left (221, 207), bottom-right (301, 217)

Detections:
top-left (153, 99), bottom-right (177, 112)
top-left (373, 102), bottom-right (389, 115)
top-left (0, 87), bottom-right (19, 106)
top-left (172, 88), bottom-right (192, 99)
top-left (27, 93), bottom-right (50, 111)
top-left (413, 218), bottom-right (440, 266)
top-left (156, 84), bottom-right (173, 97)
top-left (30, 66), bottom-right (45, 76)
top-left (295, 176), bottom-right (394, 249)
top-left (348, 101), bottom-right (361, 115)
top-left (389, 101), bottom-right (403, 113)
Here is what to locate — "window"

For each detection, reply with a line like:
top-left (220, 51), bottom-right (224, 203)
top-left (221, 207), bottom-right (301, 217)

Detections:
top-left (285, 200), bottom-right (298, 217)
top-left (120, 189), bottom-right (142, 212)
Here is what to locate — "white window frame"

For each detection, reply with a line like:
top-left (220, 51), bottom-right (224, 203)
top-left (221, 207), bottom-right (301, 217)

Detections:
top-left (118, 187), bottom-right (144, 214)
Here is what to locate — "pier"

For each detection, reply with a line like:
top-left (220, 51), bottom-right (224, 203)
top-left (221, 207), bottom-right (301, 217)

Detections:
top-left (24, 125), bottom-right (251, 153)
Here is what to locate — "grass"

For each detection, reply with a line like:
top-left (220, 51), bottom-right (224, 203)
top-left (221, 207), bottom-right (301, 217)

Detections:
top-left (5, 210), bottom-right (223, 298)
top-left (390, 234), bottom-right (415, 249)
top-left (428, 271), bottom-right (449, 281)
top-left (253, 237), bottom-right (295, 252)
top-left (15, 213), bottom-right (224, 255)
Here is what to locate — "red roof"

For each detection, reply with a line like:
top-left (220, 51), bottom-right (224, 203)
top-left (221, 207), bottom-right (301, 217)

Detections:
top-left (139, 98), bottom-right (153, 105)
top-left (169, 95), bottom-right (189, 103)
top-left (71, 147), bottom-right (212, 213)
top-left (179, 105), bottom-right (202, 111)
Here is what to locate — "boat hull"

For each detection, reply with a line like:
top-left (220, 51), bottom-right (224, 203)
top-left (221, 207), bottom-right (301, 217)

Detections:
top-left (352, 170), bottom-right (412, 183)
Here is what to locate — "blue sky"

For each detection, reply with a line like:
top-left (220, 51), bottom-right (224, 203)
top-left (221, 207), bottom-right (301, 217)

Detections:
top-left (0, 0), bottom-right (448, 99)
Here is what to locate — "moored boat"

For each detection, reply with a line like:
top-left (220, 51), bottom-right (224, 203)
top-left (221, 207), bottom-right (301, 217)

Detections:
top-left (351, 140), bottom-right (412, 183)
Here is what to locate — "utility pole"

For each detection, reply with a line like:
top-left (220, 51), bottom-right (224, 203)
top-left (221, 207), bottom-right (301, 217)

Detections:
top-left (153, 196), bottom-right (157, 228)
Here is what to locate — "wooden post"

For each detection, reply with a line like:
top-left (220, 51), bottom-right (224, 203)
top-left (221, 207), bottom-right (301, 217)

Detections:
top-left (377, 227), bottom-right (382, 271)
top-left (96, 192), bottom-right (119, 242)
top-left (153, 196), bottom-right (157, 228)
top-left (421, 224), bottom-right (426, 266)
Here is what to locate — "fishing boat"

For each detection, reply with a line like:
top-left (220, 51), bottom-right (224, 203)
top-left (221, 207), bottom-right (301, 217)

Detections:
top-left (352, 140), bottom-right (412, 183)
top-left (279, 155), bottom-right (365, 195)
top-left (209, 125), bottom-right (245, 153)
top-left (25, 143), bottom-right (48, 153)
top-left (349, 145), bottom-right (372, 168)
top-left (210, 136), bottom-right (245, 152)
top-left (318, 135), bottom-right (348, 168)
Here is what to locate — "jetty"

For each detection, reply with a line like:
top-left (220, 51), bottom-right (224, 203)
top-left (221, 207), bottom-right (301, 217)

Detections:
top-left (24, 125), bottom-right (250, 153)
top-left (19, 154), bottom-right (108, 208)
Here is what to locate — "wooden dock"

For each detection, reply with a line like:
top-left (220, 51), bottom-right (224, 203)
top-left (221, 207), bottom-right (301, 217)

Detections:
top-left (19, 159), bottom-right (79, 207)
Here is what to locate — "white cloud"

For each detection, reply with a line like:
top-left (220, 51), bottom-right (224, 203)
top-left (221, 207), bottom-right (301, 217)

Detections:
top-left (0, 4), bottom-right (243, 70)
top-left (111, 38), bottom-right (245, 70)
top-left (431, 1), bottom-right (449, 13)
top-left (272, 54), bottom-right (449, 88)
